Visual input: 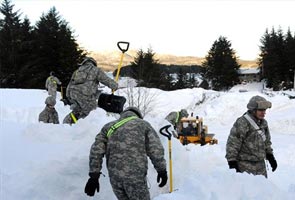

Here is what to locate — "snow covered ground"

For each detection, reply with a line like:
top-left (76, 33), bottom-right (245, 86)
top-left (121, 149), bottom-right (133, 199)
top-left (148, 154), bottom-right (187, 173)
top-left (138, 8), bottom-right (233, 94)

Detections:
top-left (1, 81), bottom-right (295, 200)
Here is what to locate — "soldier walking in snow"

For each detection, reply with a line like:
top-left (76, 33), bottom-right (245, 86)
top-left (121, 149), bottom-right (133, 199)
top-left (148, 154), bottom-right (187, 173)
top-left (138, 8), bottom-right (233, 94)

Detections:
top-left (84, 107), bottom-right (168, 199)
top-left (225, 95), bottom-right (277, 177)
top-left (45, 71), bottom-right (62, 99)
top-left (164, 109), bottom-right (189, 137)
top-left (63, 57), bottom-right (118, 124)
top-left (38, 96), bottom-right (59, 124)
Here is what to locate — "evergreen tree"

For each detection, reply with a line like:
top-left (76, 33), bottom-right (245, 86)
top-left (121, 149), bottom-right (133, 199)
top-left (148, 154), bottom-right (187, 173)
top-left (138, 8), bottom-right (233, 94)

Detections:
top-left (285, 28), bottom-right (295, 87)
top-left (187, 73), bottom-right (197, 88)
top-left (131, 47), bottom-right (162, 88)
top-left (259, 29), bottom-right (272, 86)
top-left (202, 36), bottom-right (240, 91)
top-left (159, 71), bottom-right (174, 90)
top-left (21, 7), bottom-right (85, 88)
top-left (174, 68), bottom-right (186, 89)
top-left (259, 28), bottom-right (290, 90)
top-left (0, 0), bottom-right (31, 88)
top-left (130, 48), bottom-right (145, 81)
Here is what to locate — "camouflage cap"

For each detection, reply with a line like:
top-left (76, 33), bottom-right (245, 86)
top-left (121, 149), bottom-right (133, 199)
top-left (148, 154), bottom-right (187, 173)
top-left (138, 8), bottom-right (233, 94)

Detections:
top-left (247, 95), bottom-right (272, 110)
top-left (122, 106), bottom-right (143, 119)
top-left (45, 96), bottom-right (56, 106)
top-left (180, 109), bottom-right (189, 118)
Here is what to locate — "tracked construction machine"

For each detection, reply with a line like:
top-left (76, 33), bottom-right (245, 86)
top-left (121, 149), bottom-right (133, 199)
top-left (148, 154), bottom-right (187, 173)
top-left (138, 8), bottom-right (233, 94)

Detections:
top-left (176, 116), bottom-right (218, 146)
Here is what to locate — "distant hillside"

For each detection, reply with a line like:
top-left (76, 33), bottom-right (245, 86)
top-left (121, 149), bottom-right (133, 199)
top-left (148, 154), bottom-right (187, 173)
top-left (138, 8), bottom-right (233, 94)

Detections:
top-left (90, 50), bottom-right (258, 72)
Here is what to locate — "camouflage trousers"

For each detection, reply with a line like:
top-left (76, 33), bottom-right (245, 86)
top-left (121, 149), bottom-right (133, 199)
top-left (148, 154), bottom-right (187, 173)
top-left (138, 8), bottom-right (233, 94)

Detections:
top-left (238, 160), bottom-right (267, 178)
top-left (48, 87), bottom-right (57, 99)
top-left (63, 94), bottom-right (97, 124)
top-left (109, 176), bottom-right (150, 200)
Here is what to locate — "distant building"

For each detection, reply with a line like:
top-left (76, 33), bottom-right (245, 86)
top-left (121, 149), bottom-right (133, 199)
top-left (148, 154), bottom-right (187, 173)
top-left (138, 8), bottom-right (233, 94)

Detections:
top-left (238, 67), bottom-right (261, 83)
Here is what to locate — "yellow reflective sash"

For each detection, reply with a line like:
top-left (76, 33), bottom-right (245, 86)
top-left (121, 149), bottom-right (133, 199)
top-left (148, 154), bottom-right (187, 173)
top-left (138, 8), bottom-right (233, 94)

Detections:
top-left (107, 116), bottom-right (137, 138)
top-left (70, 112), bottom-right (77, 123)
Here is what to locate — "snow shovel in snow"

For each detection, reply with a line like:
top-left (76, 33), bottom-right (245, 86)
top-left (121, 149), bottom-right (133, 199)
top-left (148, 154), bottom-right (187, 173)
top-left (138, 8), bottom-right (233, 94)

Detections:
top-left (159, 125), bottom-right (173, 193)
top-left (97, 41), bottom-right (129, 113)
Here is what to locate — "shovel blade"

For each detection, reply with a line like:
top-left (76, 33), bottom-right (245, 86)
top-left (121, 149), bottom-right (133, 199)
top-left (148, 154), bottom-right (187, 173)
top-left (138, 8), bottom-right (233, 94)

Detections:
top-left (98, 93), bottom-right (126, 113)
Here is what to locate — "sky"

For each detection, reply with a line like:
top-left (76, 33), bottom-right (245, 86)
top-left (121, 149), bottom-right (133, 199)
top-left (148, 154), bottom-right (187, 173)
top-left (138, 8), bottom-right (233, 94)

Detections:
top-left (1, 78), bottom-right (295, 199)
top-left (9, 0), bottom-right (295, 60)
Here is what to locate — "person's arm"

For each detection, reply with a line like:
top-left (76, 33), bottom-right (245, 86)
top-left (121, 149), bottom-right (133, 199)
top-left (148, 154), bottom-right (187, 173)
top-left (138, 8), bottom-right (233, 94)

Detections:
top-left (145, 122), bottom-right (168, 187)
top-left (89, 126), bottom-right (108, 174)
top-left (96, 68), bottom-right (118, 90)
top-left (145, 122), bottom-right (167, 172)
top-left (53, 110), bottom-right (59, 124)
top-left (54, 76), bottom-right (62, 85)
top-left (264, 121), bottom-right (277, 171)
top-left (225, 119), bottom-right (246, 161)
top-left (264, 123), bottom-right (273, 154)
top-left (39, 109), bottom-right (49, 123)
top-left (85, 126), bottom-right (109, 197)
top-left (45, 77), bottom-right (49, 89)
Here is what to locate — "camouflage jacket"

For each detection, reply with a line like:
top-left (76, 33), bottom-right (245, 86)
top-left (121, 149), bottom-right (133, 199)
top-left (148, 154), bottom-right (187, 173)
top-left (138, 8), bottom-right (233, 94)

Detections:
top-left (226, 111), bottom-right (273, 162)
top-left (66, 63), bottom-right (118, 98)
top-left (45, 75), bottom-right (61, 90)
top-left (38, 106), bottom-right (59, 124)
top-left (89, 111), bottom-right (167, 179)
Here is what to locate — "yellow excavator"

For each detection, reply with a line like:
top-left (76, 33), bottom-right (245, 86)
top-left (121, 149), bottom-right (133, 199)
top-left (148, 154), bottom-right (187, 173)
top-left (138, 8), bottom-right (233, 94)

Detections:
top-left (176, 116), bottom-right (218, 146)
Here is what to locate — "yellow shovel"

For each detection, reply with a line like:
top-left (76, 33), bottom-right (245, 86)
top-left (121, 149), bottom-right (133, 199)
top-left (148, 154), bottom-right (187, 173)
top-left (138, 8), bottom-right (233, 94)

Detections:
top-left (159, 125), bottom-right (173, 193)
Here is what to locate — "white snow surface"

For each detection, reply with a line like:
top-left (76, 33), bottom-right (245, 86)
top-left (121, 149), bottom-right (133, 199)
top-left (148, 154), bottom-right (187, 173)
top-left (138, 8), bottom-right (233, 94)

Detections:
top-left (1, 81), bottom-right (295, 200)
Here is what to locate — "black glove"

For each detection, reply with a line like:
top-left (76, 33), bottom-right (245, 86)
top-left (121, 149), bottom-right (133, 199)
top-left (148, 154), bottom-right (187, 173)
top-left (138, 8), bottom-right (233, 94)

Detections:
top-left (157, 170), bottom-right (168, 187)
top-left (228, 160), bottom-right (241, 172)
top-left (266, 153), bottom-right (277, 172)
top-left (84, 173), bottom-right (100, 196)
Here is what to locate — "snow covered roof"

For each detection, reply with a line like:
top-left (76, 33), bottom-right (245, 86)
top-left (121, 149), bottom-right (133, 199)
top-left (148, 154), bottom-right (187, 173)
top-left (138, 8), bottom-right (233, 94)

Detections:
top-left (238, 67), bottom-right (260, 75)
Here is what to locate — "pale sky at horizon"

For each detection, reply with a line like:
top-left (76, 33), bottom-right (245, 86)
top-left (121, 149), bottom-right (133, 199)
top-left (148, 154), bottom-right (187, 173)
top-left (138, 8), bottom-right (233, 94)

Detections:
top-left (9, 0), bottom-right (295, 60)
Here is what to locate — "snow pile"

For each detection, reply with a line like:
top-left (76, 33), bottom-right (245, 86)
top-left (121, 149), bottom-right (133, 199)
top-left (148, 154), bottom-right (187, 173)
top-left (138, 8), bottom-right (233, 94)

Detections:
top-left (1, 82), bottom-right (295, 200)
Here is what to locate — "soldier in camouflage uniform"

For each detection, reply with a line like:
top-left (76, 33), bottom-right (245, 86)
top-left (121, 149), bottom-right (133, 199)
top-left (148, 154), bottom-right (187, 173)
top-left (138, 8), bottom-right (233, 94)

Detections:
top-left (45, 71), bottom-right (62, 99)
top-left (63, 57), bottom-right (118, 124)
top-left (84, 107), bottom-right (168, 199)
top-left (225, 95), bottom-right (277, 178)
top-left (164, 109), bottom-right (189, 137)
top-left (38, 96), bottom-right (59, 124)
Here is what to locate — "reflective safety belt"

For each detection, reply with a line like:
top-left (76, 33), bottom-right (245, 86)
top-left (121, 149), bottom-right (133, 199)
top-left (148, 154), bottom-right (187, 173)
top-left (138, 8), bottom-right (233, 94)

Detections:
top-left (107, 116), bottom-right (137, 138)
top-left (244, 114), bottom-right (266, 141)
top-left (70, 112), bottom-right (77, 123)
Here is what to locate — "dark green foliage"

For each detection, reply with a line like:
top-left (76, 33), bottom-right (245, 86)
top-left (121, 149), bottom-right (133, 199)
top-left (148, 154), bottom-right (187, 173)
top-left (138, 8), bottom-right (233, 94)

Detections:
top-left (259, 27), bottom-right (295, 90)
top-left (22, 7), bottom-right (85, 89)
top-left (115, 47), bottom-right (203, 91)
top-left (174, 68), bottom-right (186, 89)
top-left (0, 0), bottom-right (85, 89)
top-left (202, 36), bottom-right (240, 91)
top-left (0, 0), bottom-right (29, 87)
top-left (129, 48), bottom-right (162, 88)
top-left (116, 62), bottom-right (202, 91)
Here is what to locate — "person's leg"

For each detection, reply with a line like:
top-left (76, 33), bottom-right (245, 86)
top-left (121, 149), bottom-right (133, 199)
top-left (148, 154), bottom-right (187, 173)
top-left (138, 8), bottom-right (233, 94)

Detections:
top-left (124, 178), bottom-right (150, 200)
top-left (48, 87), bottom-right (56, 99)
top-left (109, 177), bottom-right (130, 200)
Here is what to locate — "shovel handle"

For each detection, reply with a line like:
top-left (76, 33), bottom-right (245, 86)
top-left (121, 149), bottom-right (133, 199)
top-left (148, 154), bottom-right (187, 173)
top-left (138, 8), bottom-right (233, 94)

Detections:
top-left (117, 41), bottom-right (129, 53)
top-left (159, 125), bottom-right (172, 140)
